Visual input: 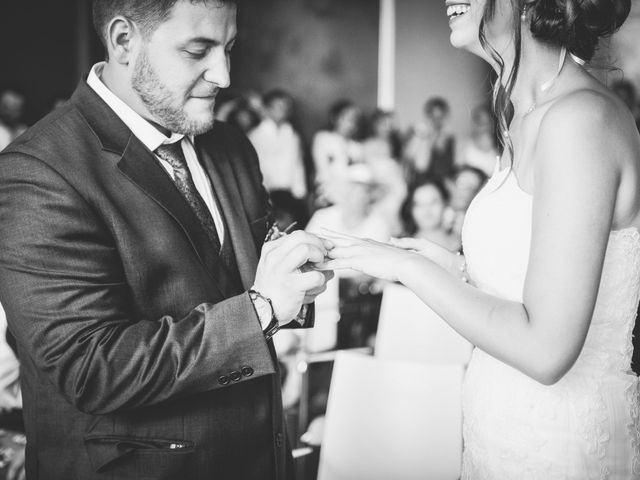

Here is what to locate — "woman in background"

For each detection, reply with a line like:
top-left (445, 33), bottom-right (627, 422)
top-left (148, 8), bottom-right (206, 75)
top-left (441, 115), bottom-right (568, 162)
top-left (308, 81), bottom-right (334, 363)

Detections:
top-left (403, 97), bottom-right (456, 185)
top-left (321, 0), bottom-right (640, 477)
top-left (363, 109), bottom-right (403, 162)
top-left (401, 177), bottom-right (460, 252)
top-left (312, 100), bottom-right (364, 206)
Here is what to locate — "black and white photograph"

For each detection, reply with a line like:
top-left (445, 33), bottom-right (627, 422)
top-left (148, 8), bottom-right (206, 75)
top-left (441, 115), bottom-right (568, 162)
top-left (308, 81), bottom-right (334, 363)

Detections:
top-left (1, 0), bottom-right (640, 479)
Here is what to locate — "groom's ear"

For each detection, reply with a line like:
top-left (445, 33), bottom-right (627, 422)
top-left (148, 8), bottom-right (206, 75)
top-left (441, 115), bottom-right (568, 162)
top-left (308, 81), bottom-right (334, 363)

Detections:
top-left (105, 16), bottom-right (142, 65)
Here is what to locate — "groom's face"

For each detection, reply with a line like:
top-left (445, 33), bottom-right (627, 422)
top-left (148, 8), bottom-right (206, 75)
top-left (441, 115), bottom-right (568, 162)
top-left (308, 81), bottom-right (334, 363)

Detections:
top-left (131, 0), bottom-right (237, 135)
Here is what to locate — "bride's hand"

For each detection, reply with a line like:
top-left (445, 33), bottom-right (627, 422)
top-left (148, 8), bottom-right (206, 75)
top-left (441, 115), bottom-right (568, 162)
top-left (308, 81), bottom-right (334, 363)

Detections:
top-left (316, 231), bottom-right (425, 282)
top-left (389, 237), bottom-right (460, 276)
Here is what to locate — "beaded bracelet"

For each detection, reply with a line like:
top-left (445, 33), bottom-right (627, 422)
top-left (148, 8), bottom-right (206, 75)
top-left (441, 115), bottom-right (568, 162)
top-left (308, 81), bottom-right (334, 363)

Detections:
top-left (456, 250), bottom-right (469, 284)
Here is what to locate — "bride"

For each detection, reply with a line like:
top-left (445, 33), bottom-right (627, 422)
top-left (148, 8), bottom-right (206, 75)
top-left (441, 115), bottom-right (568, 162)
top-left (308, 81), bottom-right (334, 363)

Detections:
top-left (320, 0), bottom-right (640, 477)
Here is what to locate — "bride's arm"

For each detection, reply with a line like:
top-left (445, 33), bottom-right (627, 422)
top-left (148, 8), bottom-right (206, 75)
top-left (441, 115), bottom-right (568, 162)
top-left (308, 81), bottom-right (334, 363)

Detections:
top-left (326, 91), bottom-right (623, 385)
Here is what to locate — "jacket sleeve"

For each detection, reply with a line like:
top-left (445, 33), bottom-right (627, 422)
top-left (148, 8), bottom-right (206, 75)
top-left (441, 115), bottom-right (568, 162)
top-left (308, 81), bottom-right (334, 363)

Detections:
top-left (0, 152), bottom-right (276, 415)
top-left (233, 126), bottom-right (316, 331)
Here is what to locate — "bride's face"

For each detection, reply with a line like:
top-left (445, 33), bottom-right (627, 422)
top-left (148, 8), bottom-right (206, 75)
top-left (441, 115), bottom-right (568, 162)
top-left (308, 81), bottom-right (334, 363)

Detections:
top-left (446, 0), bottom-right (517, 63)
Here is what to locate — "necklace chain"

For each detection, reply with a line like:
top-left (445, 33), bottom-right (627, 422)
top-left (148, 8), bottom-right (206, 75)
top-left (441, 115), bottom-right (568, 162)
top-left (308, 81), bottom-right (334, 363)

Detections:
top-left (523, 47), bottom-right (567, 116)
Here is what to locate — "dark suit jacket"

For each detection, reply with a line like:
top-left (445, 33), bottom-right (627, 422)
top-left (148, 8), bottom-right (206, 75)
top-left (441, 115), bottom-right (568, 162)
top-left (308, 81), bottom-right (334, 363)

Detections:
top-left (0, 80), bottom-right (311, 480)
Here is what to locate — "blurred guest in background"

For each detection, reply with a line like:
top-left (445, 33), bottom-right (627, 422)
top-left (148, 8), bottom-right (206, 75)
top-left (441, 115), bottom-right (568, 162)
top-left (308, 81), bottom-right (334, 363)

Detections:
top-left (611, 79), bottom-right (640, 132)
top-left (444, 166), bottom-right (487, 238)
top-left (404, 96), bottom-right (456, 184)
top-left (269, 190), bottom-right (309, 232)
top-left (363, 109), bottom-right (402, 162)
top-left (307, 164), bottom-right (393, 350)
top-left (401, 177), bottom-right (461, 252)
top-left (361, 109), bottom-right (407, 236)
top-left (312, 99), bottom-right (364, 206)
top-left (0, 303), bottom-right (25, 480)
top-left (0, 125), bottom-right (9, 153)
top-left (215, 92), bottom-right (261, 133)
top-left (225, 97), bottom-right (261, 133)
top-left (249, 89), bottom-right (307, 200)
top-left (0, 91), bottom-right (27, 151)
top-left (457, 103), bottom-right (498, 177)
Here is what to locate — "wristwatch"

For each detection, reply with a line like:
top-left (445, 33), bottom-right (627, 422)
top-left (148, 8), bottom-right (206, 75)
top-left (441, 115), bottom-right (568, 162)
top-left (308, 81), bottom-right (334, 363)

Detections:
top-left (248, 288), bottom-right (280, 340)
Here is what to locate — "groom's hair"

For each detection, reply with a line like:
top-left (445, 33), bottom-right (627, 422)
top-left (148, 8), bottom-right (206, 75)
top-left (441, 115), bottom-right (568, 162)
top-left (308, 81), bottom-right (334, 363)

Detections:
top-left (93, 0), bottom-right (236, 57)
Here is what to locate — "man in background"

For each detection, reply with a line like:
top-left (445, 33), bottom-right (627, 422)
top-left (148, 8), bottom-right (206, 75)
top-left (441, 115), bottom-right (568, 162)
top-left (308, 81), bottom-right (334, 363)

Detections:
top-left (249, 89), bottom-right (307, 200)
top-left (611, 79), bottom-right (640, 133)
top-left (0, 91), bottom-right (27, 151)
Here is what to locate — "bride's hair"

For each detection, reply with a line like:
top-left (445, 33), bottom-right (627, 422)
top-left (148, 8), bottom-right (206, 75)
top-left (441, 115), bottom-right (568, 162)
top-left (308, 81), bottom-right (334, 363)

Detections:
top-left (480, 0), bottom-right (631, 165)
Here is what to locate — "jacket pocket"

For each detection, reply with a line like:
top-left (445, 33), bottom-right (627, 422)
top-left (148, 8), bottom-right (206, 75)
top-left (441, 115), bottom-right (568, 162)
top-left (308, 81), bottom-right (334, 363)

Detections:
top-left (84, 434), bottom-right (195, 479)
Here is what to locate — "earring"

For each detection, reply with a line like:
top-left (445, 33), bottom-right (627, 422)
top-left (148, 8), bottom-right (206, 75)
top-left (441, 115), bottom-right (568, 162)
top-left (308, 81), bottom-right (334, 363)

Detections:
top-left (521, 6), bottom-right (528, 22)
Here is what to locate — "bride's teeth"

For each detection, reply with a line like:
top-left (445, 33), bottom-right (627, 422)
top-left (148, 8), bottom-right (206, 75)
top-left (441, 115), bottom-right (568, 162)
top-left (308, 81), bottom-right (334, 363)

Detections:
top-left (447, 4), bottom-right (470, 18)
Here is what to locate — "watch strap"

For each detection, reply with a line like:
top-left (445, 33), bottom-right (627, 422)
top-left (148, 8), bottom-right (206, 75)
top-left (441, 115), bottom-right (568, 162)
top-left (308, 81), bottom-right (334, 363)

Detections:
top-left (248, 288), bottom-right (279, 339)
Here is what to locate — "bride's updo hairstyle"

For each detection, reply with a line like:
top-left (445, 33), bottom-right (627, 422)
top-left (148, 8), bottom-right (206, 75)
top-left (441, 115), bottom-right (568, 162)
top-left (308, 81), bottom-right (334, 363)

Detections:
top-left (480, 0), bottom-right (631, 165)
top-left (529, 0), bottom-right (631, 61)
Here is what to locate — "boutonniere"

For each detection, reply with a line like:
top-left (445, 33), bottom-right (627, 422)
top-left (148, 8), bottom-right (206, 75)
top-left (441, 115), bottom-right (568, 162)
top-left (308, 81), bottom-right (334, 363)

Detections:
top-left (264, 221), bottom-right (298, 243)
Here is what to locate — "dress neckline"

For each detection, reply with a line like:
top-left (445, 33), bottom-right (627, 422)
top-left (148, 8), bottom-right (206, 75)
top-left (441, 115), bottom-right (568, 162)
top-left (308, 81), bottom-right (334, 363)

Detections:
top-left (494, 166), bottom-right (532, 197)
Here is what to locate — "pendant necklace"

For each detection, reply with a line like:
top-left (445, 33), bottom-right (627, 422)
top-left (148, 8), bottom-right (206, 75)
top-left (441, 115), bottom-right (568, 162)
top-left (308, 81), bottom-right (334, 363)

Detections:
top-left (523, 46), bottom-right (567, 116)
top-left (504, 46), bottom-right (568, 139)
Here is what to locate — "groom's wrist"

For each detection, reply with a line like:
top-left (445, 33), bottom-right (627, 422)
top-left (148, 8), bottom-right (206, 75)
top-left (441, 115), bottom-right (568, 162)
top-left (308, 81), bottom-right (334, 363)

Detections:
top-left (248, 288), bottom-right (280, 340)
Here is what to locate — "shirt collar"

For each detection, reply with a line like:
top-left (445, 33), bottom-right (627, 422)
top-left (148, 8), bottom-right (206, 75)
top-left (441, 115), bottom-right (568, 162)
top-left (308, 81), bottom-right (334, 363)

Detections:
top-left (87, 62), bottom-right (185, 151)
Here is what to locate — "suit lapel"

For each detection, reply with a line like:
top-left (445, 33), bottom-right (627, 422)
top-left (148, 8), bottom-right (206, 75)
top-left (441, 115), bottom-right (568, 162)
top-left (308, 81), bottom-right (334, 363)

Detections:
top-left (196, 135), bottom-right (259, 290)
top-left (71, 81), bottom-right (234, 298)
top-left (118, 139), bottom-right (245, 297)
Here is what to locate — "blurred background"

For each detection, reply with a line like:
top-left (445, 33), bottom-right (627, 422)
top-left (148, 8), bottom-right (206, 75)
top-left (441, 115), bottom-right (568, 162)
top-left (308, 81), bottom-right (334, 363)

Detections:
top-left (1, 1), bottom-right (640, 479)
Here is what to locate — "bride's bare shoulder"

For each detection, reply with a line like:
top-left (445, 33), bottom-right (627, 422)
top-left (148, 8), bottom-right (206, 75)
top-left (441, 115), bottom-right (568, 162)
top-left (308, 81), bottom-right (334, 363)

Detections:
top-left (542, 86), bottom-right (634, 139)
top-left (530, 86), bottom-right (633, 198)
top-left (536, 86), bottom-right (638, 167)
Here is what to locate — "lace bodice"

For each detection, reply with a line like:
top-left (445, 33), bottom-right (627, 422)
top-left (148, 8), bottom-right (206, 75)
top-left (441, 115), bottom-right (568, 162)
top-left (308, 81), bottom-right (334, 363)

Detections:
top-left (460, 166), bottom-right (640, 479)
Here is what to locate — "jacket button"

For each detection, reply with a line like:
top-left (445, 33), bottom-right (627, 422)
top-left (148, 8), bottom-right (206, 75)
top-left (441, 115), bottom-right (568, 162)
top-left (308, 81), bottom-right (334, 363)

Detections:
top-left (218, 375), bottom-right (230, 386)
top-left (275, 433), bottom-right (283, 448)
top-left (230, 371), bottom-right (242, 382)
top-left (241, 366), bottom-right (254, 377)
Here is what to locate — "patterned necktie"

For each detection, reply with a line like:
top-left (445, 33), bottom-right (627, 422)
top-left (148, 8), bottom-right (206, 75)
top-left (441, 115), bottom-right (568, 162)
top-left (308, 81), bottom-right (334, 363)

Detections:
top-left (155, 142), bottom-right (222, 252)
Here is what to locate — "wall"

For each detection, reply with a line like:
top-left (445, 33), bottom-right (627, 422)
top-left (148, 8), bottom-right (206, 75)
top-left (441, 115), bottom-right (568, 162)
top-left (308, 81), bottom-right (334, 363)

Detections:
top-left (394, 0), bottom-right (492, 136)
top-left (232, 0), bottom-right (380, 140)
top-left (0, 1), bottom-right (84, 124)
top-left (609, 0), bottom-right (640, 89)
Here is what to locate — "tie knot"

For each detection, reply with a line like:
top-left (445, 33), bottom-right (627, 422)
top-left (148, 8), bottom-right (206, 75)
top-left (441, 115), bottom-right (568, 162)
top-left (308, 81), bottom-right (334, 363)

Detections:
top-left (155, 142), bottom-right (187, 171)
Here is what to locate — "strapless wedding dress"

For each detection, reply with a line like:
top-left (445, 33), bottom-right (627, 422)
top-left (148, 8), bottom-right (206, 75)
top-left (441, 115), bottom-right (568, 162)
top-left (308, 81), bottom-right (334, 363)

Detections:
top-left (460, 165), bottom-right (640, 479)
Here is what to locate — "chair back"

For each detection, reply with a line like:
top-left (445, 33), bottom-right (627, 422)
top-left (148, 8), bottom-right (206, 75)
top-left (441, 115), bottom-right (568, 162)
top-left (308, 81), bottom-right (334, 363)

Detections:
top-left (317, 351), bottom-right (464, 480)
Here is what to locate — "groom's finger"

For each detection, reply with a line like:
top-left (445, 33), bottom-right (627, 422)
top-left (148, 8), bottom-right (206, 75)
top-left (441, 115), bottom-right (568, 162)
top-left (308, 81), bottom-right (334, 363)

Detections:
top-left (305, 270), bottom-right (334, 292)
top-left (304, 286), bottom-right (327, 300)
top-left (295, 270), bottom-right (330, 291)
top-left (280, 230), bottom-right (328, 253)
top-left (279, 243), bottom-right (327, 272)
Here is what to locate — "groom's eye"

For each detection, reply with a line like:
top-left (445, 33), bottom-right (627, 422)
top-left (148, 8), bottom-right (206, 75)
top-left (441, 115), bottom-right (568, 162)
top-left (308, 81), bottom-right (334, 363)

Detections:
top-left (184, 49), bottom-right (207, 59)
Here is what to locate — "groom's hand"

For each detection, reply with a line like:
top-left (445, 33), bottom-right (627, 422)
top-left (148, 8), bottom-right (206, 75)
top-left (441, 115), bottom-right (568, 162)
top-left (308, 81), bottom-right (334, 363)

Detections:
top-left (300, 262), bottom-right (334, 304)
top-left (254, 231), bottom-right (334, 324)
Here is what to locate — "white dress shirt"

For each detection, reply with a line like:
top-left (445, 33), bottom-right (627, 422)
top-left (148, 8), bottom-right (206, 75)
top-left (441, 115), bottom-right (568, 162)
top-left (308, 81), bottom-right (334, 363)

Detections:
top-left (311, 130), bottom-right (364, 204)
top-left (87, 63), bottom-right (225, 242)
top-left (249, 119), bottom-right (306, 198)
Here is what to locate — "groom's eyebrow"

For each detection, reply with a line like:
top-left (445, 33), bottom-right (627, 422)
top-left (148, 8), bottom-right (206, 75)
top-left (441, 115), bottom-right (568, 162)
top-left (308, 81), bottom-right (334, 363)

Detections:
top-left (185, 36), bottom-right (237, 47)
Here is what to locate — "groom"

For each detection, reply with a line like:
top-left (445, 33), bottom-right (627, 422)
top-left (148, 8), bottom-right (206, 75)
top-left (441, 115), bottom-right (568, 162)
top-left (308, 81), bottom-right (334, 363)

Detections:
top-left (0, 0), bottom-right (331, 479)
